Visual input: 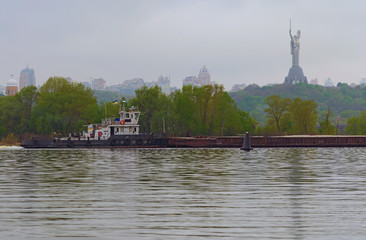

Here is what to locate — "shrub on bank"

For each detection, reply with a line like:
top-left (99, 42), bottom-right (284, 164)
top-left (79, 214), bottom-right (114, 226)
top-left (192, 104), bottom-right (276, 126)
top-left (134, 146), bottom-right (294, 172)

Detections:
top-left (0, 133), bottom-right (19, 145)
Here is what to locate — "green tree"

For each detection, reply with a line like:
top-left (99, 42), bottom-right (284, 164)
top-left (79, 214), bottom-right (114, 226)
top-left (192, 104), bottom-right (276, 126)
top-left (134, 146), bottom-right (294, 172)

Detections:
top-left (207, 89), bottom-right (253, 135)
top-left (0, 96), bottom-right (24, 137)
top-left (16, 86), bottom-right (38, 133)
top-left (288, 98), bottom-right (318, 134)
top-left (344, 110), bottom-right (366, 135)
top-left (129, 86), bottom-right (172, 134)
top-left (0, 86), bottom-right (39, 138)
top-left (264, 95), bottom-right (291, 133)
top-left (193, 84), bottom-right (228, 135)
top-left (171, 84), bottom-right (254, 136)
top-left (318, 109), bottom-right (336, 135)
top-left (279, 112), bottom-right (293, 134)
top-left (32, 77), bottom-right (99, 135)
top-left (171, 85), bottom-right (198, 136)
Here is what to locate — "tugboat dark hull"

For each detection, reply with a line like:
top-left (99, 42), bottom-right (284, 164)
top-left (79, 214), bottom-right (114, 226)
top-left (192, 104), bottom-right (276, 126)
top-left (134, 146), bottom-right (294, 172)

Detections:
top-left (21, 134), bottom-right (168, 148)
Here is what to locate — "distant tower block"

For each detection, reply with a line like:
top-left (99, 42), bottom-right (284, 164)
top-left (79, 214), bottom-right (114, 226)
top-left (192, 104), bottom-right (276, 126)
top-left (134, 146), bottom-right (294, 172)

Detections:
top-left (6, 75), bottom-right (18, 96)
top-left (19, 65), bottom-right (36, 90)
top-left (284, 21), bottom-right (307, 84)
top-left (198, 65), bottom-right (211, 85)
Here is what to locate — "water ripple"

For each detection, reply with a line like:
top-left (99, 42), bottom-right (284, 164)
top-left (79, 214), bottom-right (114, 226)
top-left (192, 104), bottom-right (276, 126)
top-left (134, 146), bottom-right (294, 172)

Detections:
top-left (0, 148), bottom-right (366, 239)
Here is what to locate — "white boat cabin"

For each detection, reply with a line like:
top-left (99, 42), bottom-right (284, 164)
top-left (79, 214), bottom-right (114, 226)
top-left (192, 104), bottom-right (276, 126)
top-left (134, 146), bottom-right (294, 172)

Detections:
top-left (85, 108), bottom-right (140, 140)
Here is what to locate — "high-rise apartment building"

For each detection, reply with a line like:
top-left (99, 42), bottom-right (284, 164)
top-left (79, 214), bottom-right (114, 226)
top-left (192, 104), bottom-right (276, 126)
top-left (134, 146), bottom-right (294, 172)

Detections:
top-left (198, 65), bottom-right (210, 85)
top-left (19, 66), bottom-right (36, 90)
top-left (91, 78), bottom-right (106, 90)
top-left (157, 75), bottom-right (170, 95)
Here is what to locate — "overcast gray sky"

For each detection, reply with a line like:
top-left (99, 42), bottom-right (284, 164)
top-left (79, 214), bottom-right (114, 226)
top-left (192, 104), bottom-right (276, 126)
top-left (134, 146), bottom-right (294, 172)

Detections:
top-left (1, 0), bottom-right (365, 90)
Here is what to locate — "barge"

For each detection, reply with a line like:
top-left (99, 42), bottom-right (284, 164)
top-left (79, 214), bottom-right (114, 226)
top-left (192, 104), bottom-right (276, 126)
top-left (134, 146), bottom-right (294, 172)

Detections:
top-left (168, 135), bottom-right (366, 148)
top-left (22, 134), bottom-right (366, 149)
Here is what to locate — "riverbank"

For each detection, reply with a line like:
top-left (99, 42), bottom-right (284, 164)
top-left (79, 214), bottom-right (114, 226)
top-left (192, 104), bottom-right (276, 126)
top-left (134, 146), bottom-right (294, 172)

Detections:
top-left (0, 142), bottom-right (21, 147)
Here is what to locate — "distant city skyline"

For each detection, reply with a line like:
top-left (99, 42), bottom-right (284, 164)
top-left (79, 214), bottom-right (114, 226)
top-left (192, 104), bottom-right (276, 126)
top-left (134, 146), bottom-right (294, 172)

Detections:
top-left (3, 64), bottom-right (364, 91)
top-left (1, 0), bottom-right (365, 90)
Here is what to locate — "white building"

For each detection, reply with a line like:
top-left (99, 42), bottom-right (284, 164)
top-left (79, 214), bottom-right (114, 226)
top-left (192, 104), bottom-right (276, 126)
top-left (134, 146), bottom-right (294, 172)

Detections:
top-left (324, 77), bottom-right (334, 87)
top-left (6, 75), bottom-right (18, 96)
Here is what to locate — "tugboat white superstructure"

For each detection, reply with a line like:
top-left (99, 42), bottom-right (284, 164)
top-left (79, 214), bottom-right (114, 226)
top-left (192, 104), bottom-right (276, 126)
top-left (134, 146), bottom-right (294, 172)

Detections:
top-left (21, 104), bottom-right (168, 148)
top-left (86, 106), bottom-right (141, 140)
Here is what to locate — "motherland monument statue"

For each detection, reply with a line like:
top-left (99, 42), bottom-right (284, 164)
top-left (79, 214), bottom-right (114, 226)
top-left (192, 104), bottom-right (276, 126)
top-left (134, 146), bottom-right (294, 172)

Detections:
top-left (284, 20), bottom-right (307, 84)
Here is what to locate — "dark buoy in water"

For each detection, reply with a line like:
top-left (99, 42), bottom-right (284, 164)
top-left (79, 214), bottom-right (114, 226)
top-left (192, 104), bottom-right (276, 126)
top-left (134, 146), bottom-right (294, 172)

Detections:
top-left (241, 132), bottom-right (253, 151)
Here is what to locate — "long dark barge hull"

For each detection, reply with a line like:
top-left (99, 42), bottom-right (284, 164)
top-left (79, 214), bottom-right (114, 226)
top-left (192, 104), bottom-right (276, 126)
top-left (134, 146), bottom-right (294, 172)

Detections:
top-left (21, 135), bottom-right (366, 148)
top-left (21, 134), bottom-right (169, 148)
top-left (168, 135), bottom-right (366, 148)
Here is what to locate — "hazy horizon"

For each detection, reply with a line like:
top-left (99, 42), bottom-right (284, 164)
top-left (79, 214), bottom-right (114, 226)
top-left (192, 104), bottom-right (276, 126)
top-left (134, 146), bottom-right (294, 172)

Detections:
top-left (1, 0), bottom-right (365, 91)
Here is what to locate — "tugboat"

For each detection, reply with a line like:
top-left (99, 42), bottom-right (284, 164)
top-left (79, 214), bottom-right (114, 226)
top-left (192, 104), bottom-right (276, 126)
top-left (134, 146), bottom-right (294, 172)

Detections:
top-left (21, 105), bottom-right (168, 148)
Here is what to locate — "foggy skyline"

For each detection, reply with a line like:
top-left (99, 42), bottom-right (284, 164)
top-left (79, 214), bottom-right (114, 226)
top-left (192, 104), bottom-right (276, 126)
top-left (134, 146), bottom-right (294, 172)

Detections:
top-left (1, 0), bottom-right (365, 90)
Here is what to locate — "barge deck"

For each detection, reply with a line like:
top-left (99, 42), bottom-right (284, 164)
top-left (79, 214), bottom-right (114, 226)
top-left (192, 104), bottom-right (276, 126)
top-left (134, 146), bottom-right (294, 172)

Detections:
top-left (168, 135), bottom-right (366, 148)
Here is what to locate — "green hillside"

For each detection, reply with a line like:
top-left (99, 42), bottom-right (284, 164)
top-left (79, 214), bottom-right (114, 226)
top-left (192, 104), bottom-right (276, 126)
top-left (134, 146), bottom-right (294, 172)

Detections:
top-left (230, 83), bottom-right (366, 125)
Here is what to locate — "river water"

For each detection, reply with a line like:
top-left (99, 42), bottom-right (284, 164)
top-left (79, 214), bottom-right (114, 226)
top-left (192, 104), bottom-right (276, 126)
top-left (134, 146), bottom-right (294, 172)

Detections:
top-left (0, 147), bottom-right (366, 239)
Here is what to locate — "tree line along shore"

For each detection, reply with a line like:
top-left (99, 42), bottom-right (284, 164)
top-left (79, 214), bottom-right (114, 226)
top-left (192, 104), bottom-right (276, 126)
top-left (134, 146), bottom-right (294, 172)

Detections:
top-left (1, 77), bottom-right (366, 145)
top-left (0, 77), bottom-right (254, 145)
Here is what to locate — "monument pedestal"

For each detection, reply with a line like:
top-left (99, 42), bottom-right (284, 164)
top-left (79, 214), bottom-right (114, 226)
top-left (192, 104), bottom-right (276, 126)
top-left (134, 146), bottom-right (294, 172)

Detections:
top-left (284, 65), bottom-right (307, 84)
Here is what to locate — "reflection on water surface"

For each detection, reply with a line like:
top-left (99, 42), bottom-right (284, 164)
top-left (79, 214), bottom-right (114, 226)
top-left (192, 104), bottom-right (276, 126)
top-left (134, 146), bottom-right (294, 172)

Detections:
top-left (1, 147), bottom-right (366, 239)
